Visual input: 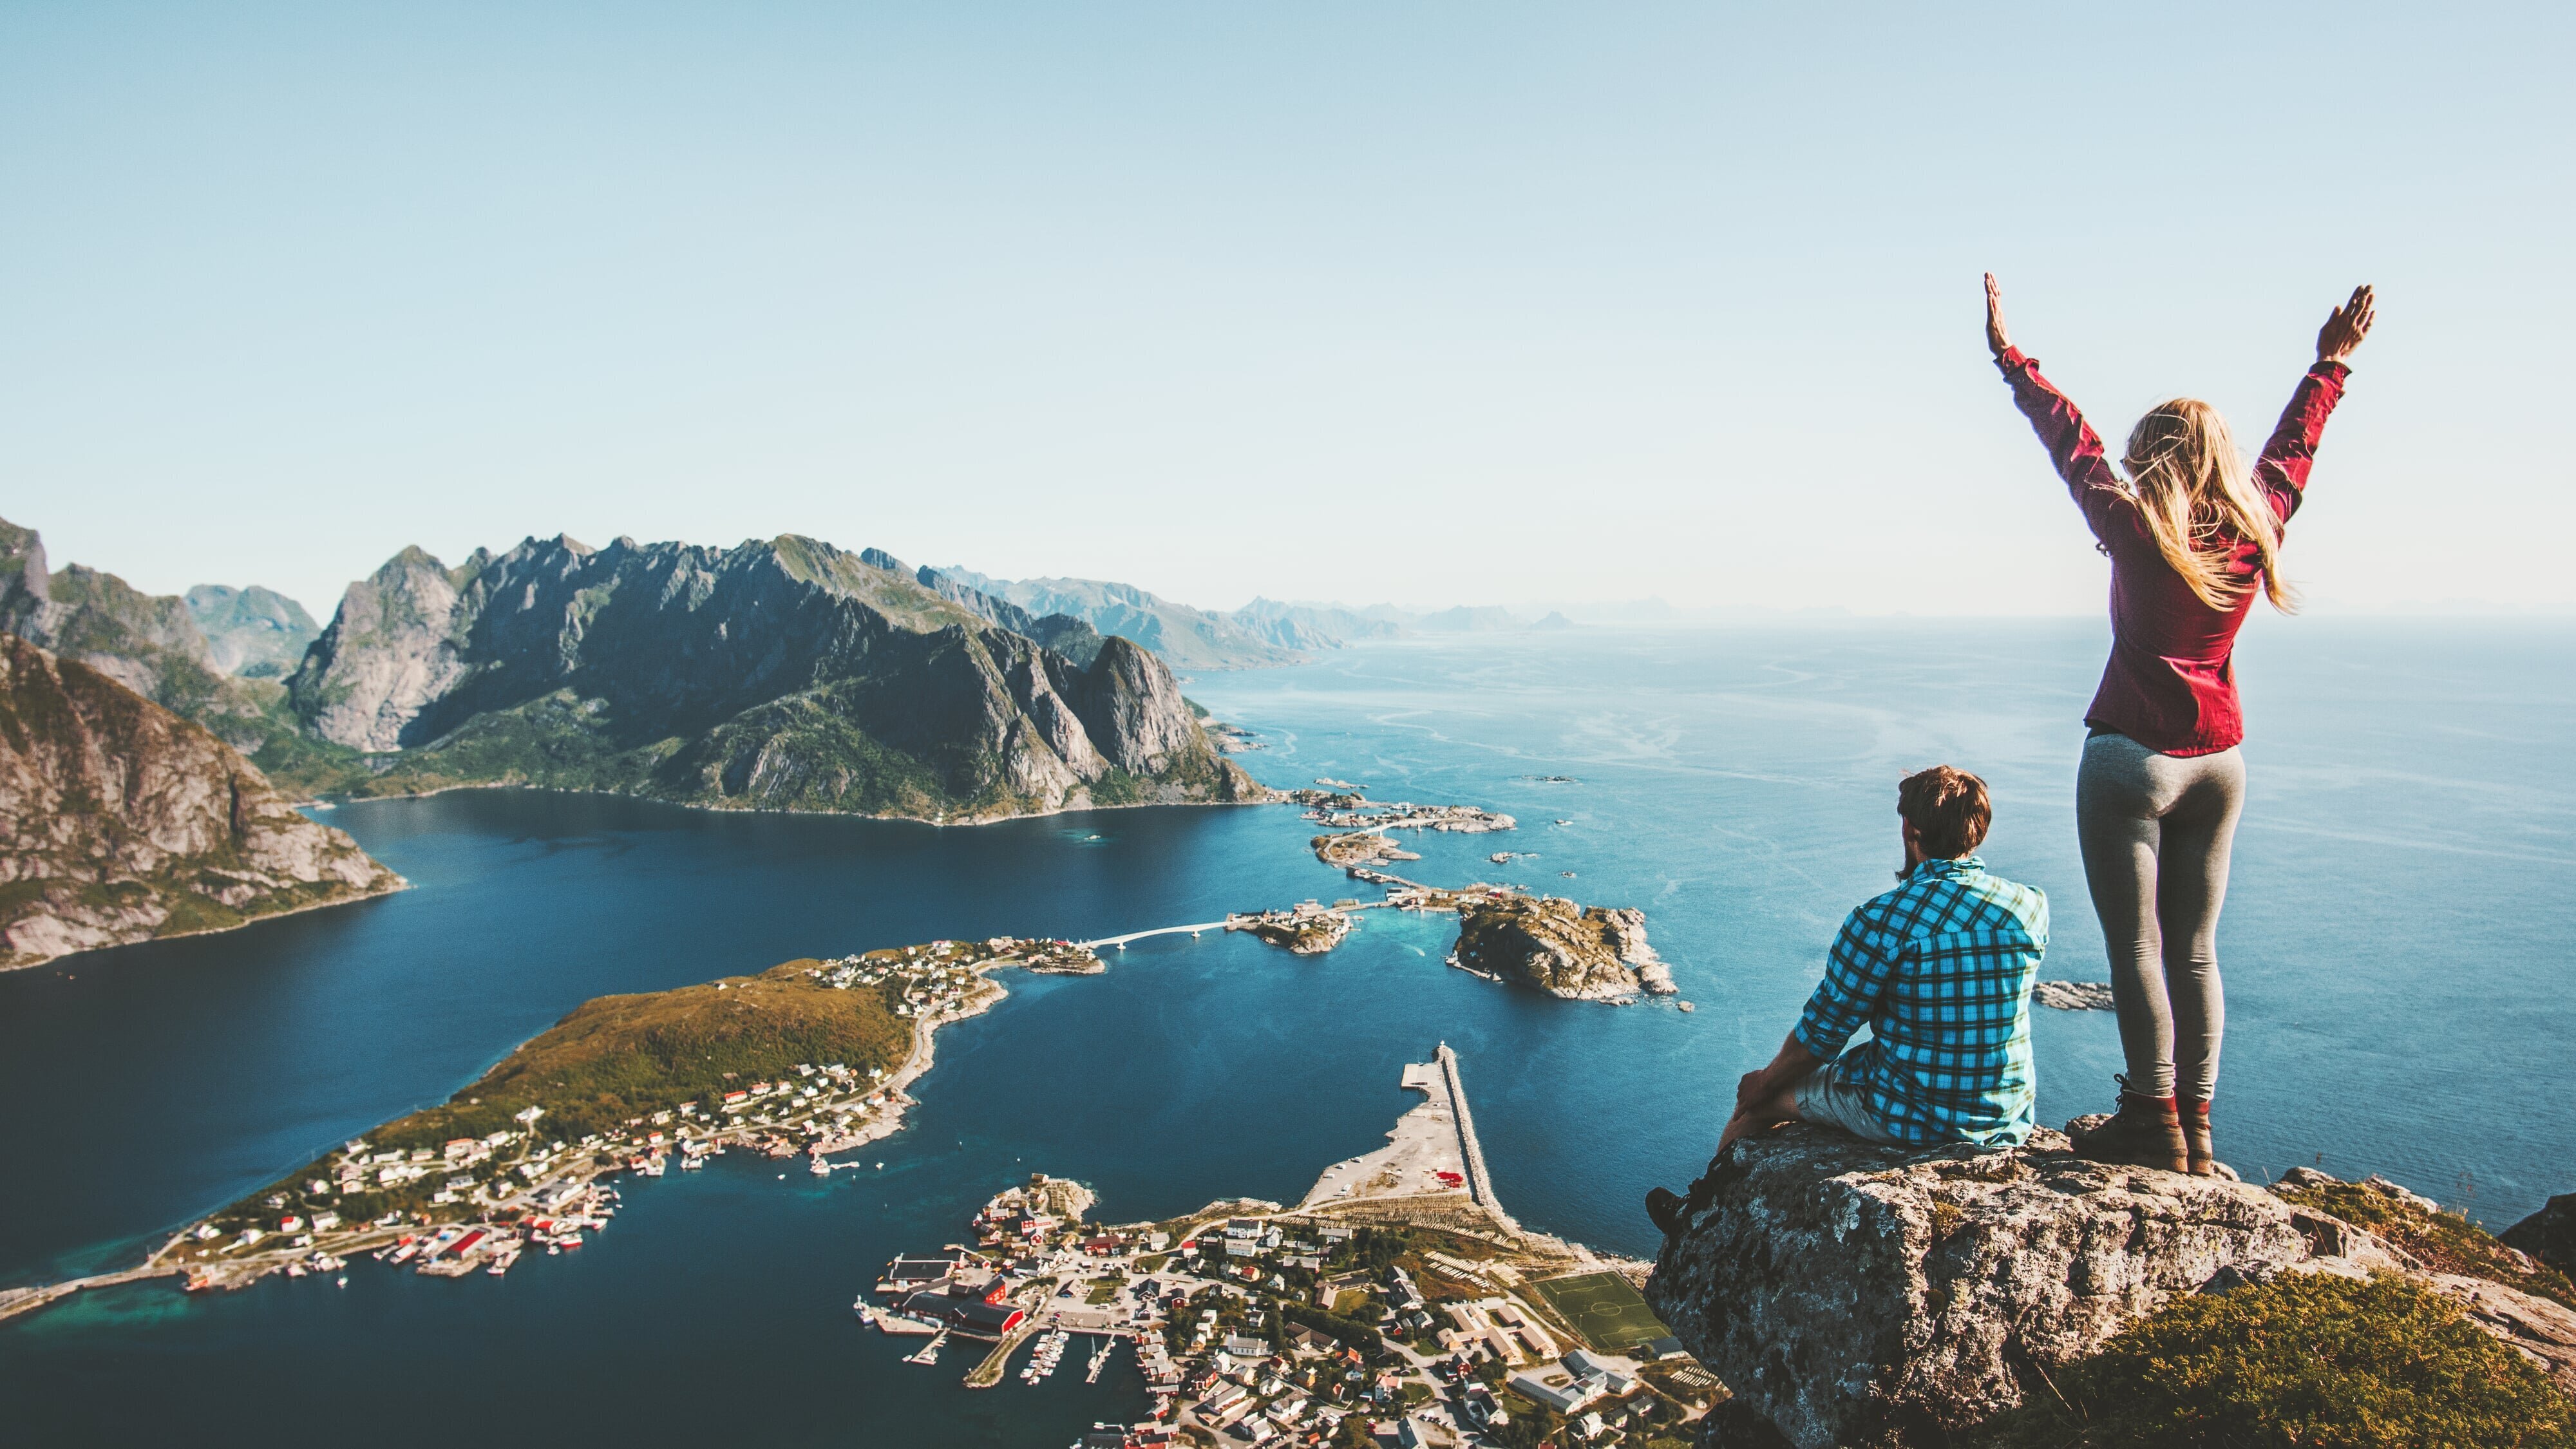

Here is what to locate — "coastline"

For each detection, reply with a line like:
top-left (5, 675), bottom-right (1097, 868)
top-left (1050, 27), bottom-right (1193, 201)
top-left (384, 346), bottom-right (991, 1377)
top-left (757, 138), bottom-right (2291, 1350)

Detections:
top-left (0, 875), bottom-right (412, 976)
top-left (307, 777), bottom-right (1283, 829)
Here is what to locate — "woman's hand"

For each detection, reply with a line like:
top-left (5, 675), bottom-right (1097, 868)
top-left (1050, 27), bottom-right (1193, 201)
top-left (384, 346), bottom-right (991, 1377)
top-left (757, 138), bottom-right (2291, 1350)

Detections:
top-left (1984, 272), bottom-right (2013, 357)
top-left (2316, 283), bottom-right (2376, 365)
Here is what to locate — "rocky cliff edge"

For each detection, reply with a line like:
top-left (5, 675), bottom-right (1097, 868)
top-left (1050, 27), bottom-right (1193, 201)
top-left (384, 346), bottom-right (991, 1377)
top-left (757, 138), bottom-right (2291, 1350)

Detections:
top-left (1643, 1124), bottom-right (2576, 1448)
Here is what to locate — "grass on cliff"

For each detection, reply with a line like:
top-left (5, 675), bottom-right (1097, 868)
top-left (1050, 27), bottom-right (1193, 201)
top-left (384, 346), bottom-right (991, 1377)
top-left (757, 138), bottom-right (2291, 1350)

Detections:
top-left (1969, 1272), bottom-right (2576, 1449)
top-left (372, 959), bottom-right (913, 1149)
top-left (2275, 1180), bottom-right (2576, 1311)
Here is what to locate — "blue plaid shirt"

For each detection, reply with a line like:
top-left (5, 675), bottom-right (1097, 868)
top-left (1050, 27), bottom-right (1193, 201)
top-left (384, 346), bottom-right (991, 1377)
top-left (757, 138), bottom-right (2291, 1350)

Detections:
top-left (1793, 855), bottom-right (2049, 1147)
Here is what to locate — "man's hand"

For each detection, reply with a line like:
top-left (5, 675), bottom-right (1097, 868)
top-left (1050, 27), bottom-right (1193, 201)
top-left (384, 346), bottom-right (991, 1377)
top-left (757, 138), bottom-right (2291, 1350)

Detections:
top-left (2316, 283), bottom-right (2376, 365)
top-left (1735, 1069), bottom-right (1767, 1112)
top-left (1984, 272), bottom-right (2012, 357)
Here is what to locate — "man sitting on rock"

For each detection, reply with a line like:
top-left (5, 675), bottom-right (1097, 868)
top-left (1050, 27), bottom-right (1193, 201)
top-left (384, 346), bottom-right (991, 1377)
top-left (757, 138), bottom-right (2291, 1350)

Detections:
top-left (1649, 766), bottom-right (2048, 1235)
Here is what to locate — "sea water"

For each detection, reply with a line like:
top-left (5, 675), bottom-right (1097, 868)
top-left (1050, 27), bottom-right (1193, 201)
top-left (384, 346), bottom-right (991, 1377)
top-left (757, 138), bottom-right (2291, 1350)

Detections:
top-left (2, 620), bottom-right (2568, 1444)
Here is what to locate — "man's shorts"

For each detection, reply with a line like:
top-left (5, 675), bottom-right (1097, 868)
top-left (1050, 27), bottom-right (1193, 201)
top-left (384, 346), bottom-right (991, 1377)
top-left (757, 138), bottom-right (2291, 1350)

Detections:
top-left (1791, 1055), bottom-right (1900, 1145)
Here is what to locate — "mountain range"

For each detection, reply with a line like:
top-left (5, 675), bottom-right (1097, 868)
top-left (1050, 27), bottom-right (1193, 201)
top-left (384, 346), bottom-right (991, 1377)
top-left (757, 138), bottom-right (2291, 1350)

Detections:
top-left (924, 567), bottom-right (1545, 667)
top-left (0, 515), bottom-right (1296, 963)
top-left (281, 531), bottom-right (1263, 820)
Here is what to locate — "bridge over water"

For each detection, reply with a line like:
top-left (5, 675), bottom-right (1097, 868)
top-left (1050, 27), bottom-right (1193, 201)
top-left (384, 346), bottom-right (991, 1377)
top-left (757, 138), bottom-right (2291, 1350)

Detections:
top-left (1074, 920), bottom-right (1236, 951)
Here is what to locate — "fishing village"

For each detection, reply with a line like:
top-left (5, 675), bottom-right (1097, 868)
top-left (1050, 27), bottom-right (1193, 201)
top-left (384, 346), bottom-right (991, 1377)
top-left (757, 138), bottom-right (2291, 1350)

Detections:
top-left (857, 1046), bottom-right (1720, 1449)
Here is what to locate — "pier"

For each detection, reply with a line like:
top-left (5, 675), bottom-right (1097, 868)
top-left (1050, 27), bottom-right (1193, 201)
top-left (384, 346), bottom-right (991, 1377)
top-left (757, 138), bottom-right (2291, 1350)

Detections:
top-left (1437, 1042), bottom-right (1520, 1236)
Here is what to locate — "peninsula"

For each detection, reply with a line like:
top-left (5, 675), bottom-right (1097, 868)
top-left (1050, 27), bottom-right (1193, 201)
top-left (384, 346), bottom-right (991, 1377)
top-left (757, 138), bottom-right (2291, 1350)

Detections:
top-left (0, 934), bottom-right (1099, 1316)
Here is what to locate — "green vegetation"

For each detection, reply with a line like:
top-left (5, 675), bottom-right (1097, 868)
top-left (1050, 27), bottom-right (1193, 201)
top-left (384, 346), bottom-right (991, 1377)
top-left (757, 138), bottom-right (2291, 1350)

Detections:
top-left (1533, 1269), bottom-right (1672, 1354)
top-left (374, 958), bottom-right (911, 1148)
top-left (1276, 1300), bottom-right (1386, 1359)
top-left (1967, 1273), bottom-right (2576, 1449)
top-left (2276, 1180), bottom-right (2576, 1311)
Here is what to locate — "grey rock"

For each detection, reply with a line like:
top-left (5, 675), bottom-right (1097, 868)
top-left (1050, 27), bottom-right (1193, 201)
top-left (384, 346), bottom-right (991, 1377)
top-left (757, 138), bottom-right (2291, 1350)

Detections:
top-left (2031, 979), bottom-right (2115, 1011)
top-left (2361, 1173), bottom-right (2443, 1215)
top-left (1642, 1126), bottom-right (2412, 1449)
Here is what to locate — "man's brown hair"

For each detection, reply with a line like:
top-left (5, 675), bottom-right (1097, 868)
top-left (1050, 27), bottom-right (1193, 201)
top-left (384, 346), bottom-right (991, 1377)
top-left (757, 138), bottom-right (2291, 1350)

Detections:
top-left (1898, 765), bottom-right (1991, 860)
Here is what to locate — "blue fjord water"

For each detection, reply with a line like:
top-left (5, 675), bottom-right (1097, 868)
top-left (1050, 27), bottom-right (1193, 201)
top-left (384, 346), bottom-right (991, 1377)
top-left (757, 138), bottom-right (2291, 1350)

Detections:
top-left (3, 621), bottom-right (2570, 1445)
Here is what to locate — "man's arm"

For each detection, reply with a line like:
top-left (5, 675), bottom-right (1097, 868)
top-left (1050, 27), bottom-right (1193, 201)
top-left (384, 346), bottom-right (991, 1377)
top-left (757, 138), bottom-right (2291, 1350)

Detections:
top-left (1718, 1034), bottom-right (1824, 1150)
top-left (1719, 909), bottom-right (1896, 1148)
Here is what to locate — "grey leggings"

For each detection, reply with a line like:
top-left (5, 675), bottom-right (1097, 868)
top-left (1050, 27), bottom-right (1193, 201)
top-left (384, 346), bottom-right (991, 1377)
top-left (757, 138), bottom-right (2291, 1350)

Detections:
top-left (2076, 732), bottom-right (2247, 1103)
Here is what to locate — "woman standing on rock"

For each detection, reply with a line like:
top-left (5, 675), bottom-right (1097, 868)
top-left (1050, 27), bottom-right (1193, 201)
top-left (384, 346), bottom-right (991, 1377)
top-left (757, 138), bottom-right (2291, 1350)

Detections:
top-left (1985, 274), bottom-right (2374, 1175)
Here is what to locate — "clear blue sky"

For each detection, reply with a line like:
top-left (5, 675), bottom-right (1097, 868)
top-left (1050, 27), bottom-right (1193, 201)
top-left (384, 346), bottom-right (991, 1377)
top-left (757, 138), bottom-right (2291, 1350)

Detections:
top-left (4, 3), bottom-right (2567, 620)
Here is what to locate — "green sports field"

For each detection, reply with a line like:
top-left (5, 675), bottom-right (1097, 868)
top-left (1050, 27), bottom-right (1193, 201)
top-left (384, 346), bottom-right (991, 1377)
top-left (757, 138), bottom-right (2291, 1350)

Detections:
top-left (1533, 1271), bottom-right (1671, 1354)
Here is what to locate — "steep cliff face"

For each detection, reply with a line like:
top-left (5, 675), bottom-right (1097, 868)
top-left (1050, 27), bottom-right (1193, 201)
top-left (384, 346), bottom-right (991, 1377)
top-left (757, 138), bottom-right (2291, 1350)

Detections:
top-left (1643, 1126), bottom-right (2576, 1448)
top-left (0, 635), bottom-right (402, 968)
top-left (287, 533), bottom-right (1263, 822)
top-left (1452, 895), bottom-right (1674, 1001)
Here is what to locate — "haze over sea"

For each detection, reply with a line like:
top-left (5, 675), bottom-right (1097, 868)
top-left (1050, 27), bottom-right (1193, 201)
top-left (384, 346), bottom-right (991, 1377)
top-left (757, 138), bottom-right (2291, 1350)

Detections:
top-left (3, 621), bottom-right (2569, 1446)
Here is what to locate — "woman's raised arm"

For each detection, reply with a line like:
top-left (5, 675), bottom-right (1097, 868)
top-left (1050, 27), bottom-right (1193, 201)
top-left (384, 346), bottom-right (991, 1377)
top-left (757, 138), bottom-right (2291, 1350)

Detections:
top-left (2255, 285), bottom-right (2373, 519)
top-left (1986, 274), bottom-right (2128, 542)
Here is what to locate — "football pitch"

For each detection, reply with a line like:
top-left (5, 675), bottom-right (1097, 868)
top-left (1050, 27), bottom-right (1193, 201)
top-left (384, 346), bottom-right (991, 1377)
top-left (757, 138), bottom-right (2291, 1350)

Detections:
top-left (1533, 1271), bottom-right (1671, 1354)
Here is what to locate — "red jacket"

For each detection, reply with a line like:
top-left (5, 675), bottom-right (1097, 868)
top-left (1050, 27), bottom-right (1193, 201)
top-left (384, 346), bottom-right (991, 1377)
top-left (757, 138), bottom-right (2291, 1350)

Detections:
top-left (1998, 346), bottom-right (2349, 756)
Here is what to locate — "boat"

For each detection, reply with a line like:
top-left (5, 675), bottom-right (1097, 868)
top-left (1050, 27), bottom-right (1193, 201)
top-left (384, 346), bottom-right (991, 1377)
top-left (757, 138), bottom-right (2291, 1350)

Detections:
top-left (810, 1158), bottom-right (832, 1177)
top-left (1085, 1335), bottom-right (1113, 1383)
top-left (904, 1328), bottom-right (948, 1366)
top-left (1021, 1329), bottom-right (1070, 1385)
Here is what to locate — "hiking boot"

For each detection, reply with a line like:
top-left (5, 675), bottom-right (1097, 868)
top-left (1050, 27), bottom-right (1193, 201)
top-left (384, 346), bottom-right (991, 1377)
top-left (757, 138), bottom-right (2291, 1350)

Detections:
top-left (2070, 1083), bottom-right (2188, 1173)
top-left (1646, 1186), bottom-right (1687, 1236)
top-left (2181, 1099), bottom-right (2220, 1177)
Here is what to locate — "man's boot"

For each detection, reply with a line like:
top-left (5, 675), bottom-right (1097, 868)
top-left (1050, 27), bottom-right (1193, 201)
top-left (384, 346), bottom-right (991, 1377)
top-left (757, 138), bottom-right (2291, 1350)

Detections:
top-left (2069, 1079), bottom-right (2188, 1173)
top-left (2181, 1098), bottom-right (2219, 1177)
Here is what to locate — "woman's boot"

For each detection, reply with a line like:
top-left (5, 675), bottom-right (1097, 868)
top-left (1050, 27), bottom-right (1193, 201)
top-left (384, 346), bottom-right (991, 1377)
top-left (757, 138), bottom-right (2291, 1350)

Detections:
top-left (2181, 1098), bottom-right (2219, 1177)
top-left (2069, 1080), bottom-right (2188, 1173)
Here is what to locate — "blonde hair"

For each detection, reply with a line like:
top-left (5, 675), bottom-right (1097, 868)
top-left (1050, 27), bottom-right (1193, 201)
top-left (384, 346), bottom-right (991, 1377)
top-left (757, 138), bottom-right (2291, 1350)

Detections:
top-left (2120, 399), bottom-right (2293, 612)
